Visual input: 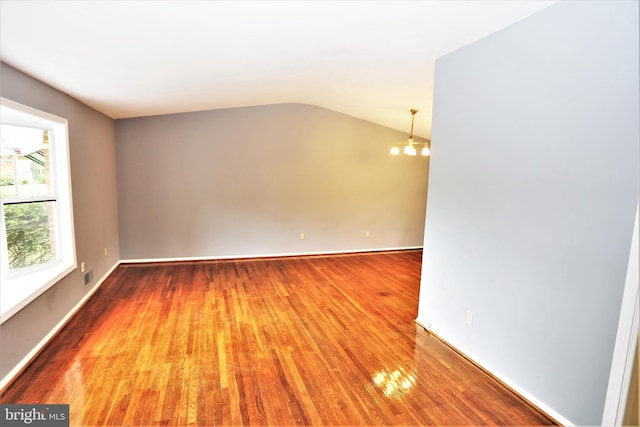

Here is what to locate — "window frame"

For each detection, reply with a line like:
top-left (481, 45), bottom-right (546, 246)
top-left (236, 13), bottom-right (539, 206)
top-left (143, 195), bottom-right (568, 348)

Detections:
top-left (0, 98), bottom-right (77, 324)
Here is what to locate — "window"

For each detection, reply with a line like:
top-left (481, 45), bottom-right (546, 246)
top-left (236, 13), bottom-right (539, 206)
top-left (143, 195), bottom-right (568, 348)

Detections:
top-left (0, 98), bottom-right (76, 323)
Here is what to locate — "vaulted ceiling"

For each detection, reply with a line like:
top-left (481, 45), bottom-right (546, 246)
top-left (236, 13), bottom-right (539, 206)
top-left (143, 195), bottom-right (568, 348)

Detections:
top-left (0, 1), bottom-right (557, 139)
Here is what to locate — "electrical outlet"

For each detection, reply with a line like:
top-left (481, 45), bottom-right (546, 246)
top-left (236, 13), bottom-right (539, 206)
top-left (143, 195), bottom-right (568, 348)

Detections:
top-left (466, 311), bottom-right (474, 325)
top-left (104, 247), bottom-right (108, 257)
top-left (365, 231), bottom-right (370, 238)
top-left (81, 262), bottom-right (85, 273)
top-left (300, 232), bottom-right (305, 240)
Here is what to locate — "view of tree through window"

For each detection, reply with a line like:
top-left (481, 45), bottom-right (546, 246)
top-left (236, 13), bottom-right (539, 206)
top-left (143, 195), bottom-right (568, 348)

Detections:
top-left (1, 124), bottom-right (57, 270)
top-left (4, 202), bottom-right (54, 268)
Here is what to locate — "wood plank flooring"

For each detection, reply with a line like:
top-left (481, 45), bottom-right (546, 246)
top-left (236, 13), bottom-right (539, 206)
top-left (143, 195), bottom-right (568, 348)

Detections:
top-left (1, 250), bottom-right (556, 426)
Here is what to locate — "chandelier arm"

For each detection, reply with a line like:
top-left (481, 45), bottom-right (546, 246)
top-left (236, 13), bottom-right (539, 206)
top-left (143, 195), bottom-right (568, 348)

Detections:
top-left (409, 109), bottom-right (418, 140)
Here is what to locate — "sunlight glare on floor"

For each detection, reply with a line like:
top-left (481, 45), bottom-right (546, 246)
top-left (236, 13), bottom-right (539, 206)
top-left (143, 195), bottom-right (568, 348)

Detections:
top-left (371, 367), bottom-right (417, 398)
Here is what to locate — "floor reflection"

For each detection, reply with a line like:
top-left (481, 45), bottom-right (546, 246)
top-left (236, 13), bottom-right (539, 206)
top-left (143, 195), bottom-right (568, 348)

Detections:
top-left (369, 323), bottom-right (420, 399)
top-left (372, 366), bottom-right (417, 398)
top-left (63, 357), bottom-right (86, 423)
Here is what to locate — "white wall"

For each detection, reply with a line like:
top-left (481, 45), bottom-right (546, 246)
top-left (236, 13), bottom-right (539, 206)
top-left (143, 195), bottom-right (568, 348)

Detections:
top-left (116, 103), bottom-right (429, 260)
top-left (417, 1), bottom-right (639, 425)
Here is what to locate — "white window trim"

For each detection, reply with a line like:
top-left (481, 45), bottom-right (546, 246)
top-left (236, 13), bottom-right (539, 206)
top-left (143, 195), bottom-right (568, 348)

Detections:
top-left (0, 98), bottom-right (77, 324)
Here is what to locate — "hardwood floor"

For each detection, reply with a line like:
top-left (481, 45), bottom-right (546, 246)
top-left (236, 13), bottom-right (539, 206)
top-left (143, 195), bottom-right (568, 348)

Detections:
top-left (1, 250), bottom-right (556, 426)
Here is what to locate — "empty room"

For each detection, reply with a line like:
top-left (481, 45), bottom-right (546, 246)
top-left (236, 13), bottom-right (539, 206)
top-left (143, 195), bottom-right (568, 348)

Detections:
top-left (0, 1), bottom-right (638, 426)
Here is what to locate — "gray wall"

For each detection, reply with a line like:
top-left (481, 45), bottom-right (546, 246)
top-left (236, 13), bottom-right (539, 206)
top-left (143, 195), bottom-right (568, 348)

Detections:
top-left (116, 103), bottom-right (429, 260)
top-left (0, 63), bottom-right (120, 381)
top-left (417, 1), bottom-right (639, 425)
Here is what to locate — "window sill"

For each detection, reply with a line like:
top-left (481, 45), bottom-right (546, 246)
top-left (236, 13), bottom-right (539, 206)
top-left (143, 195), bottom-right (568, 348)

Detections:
top-left (0, 261), bottom-right (76, 324)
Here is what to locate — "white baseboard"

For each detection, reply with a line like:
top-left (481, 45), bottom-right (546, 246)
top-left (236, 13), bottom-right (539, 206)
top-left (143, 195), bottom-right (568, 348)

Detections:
top-left (602, 203), bottom-right (639, 425)
top-left (414, 319), bottom-right (575, 426)
top-left (0, 261), bottom-right (120, 391)
top-left (121, 246), bottom-right (423, 264)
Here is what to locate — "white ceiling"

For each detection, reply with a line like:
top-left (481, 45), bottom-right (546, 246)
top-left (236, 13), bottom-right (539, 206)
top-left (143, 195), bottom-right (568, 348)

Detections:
top-left (0, 0), bottom-right (557, 139)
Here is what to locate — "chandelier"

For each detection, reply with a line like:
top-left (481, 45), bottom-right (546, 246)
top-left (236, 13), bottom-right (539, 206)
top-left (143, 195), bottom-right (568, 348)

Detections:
top-left (390, 109), bottom-right (430, 157)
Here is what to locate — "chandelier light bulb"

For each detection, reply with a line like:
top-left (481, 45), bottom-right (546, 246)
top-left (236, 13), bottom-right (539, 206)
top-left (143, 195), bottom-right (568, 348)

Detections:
top-left (390, 146), bottom-right (400, 155)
